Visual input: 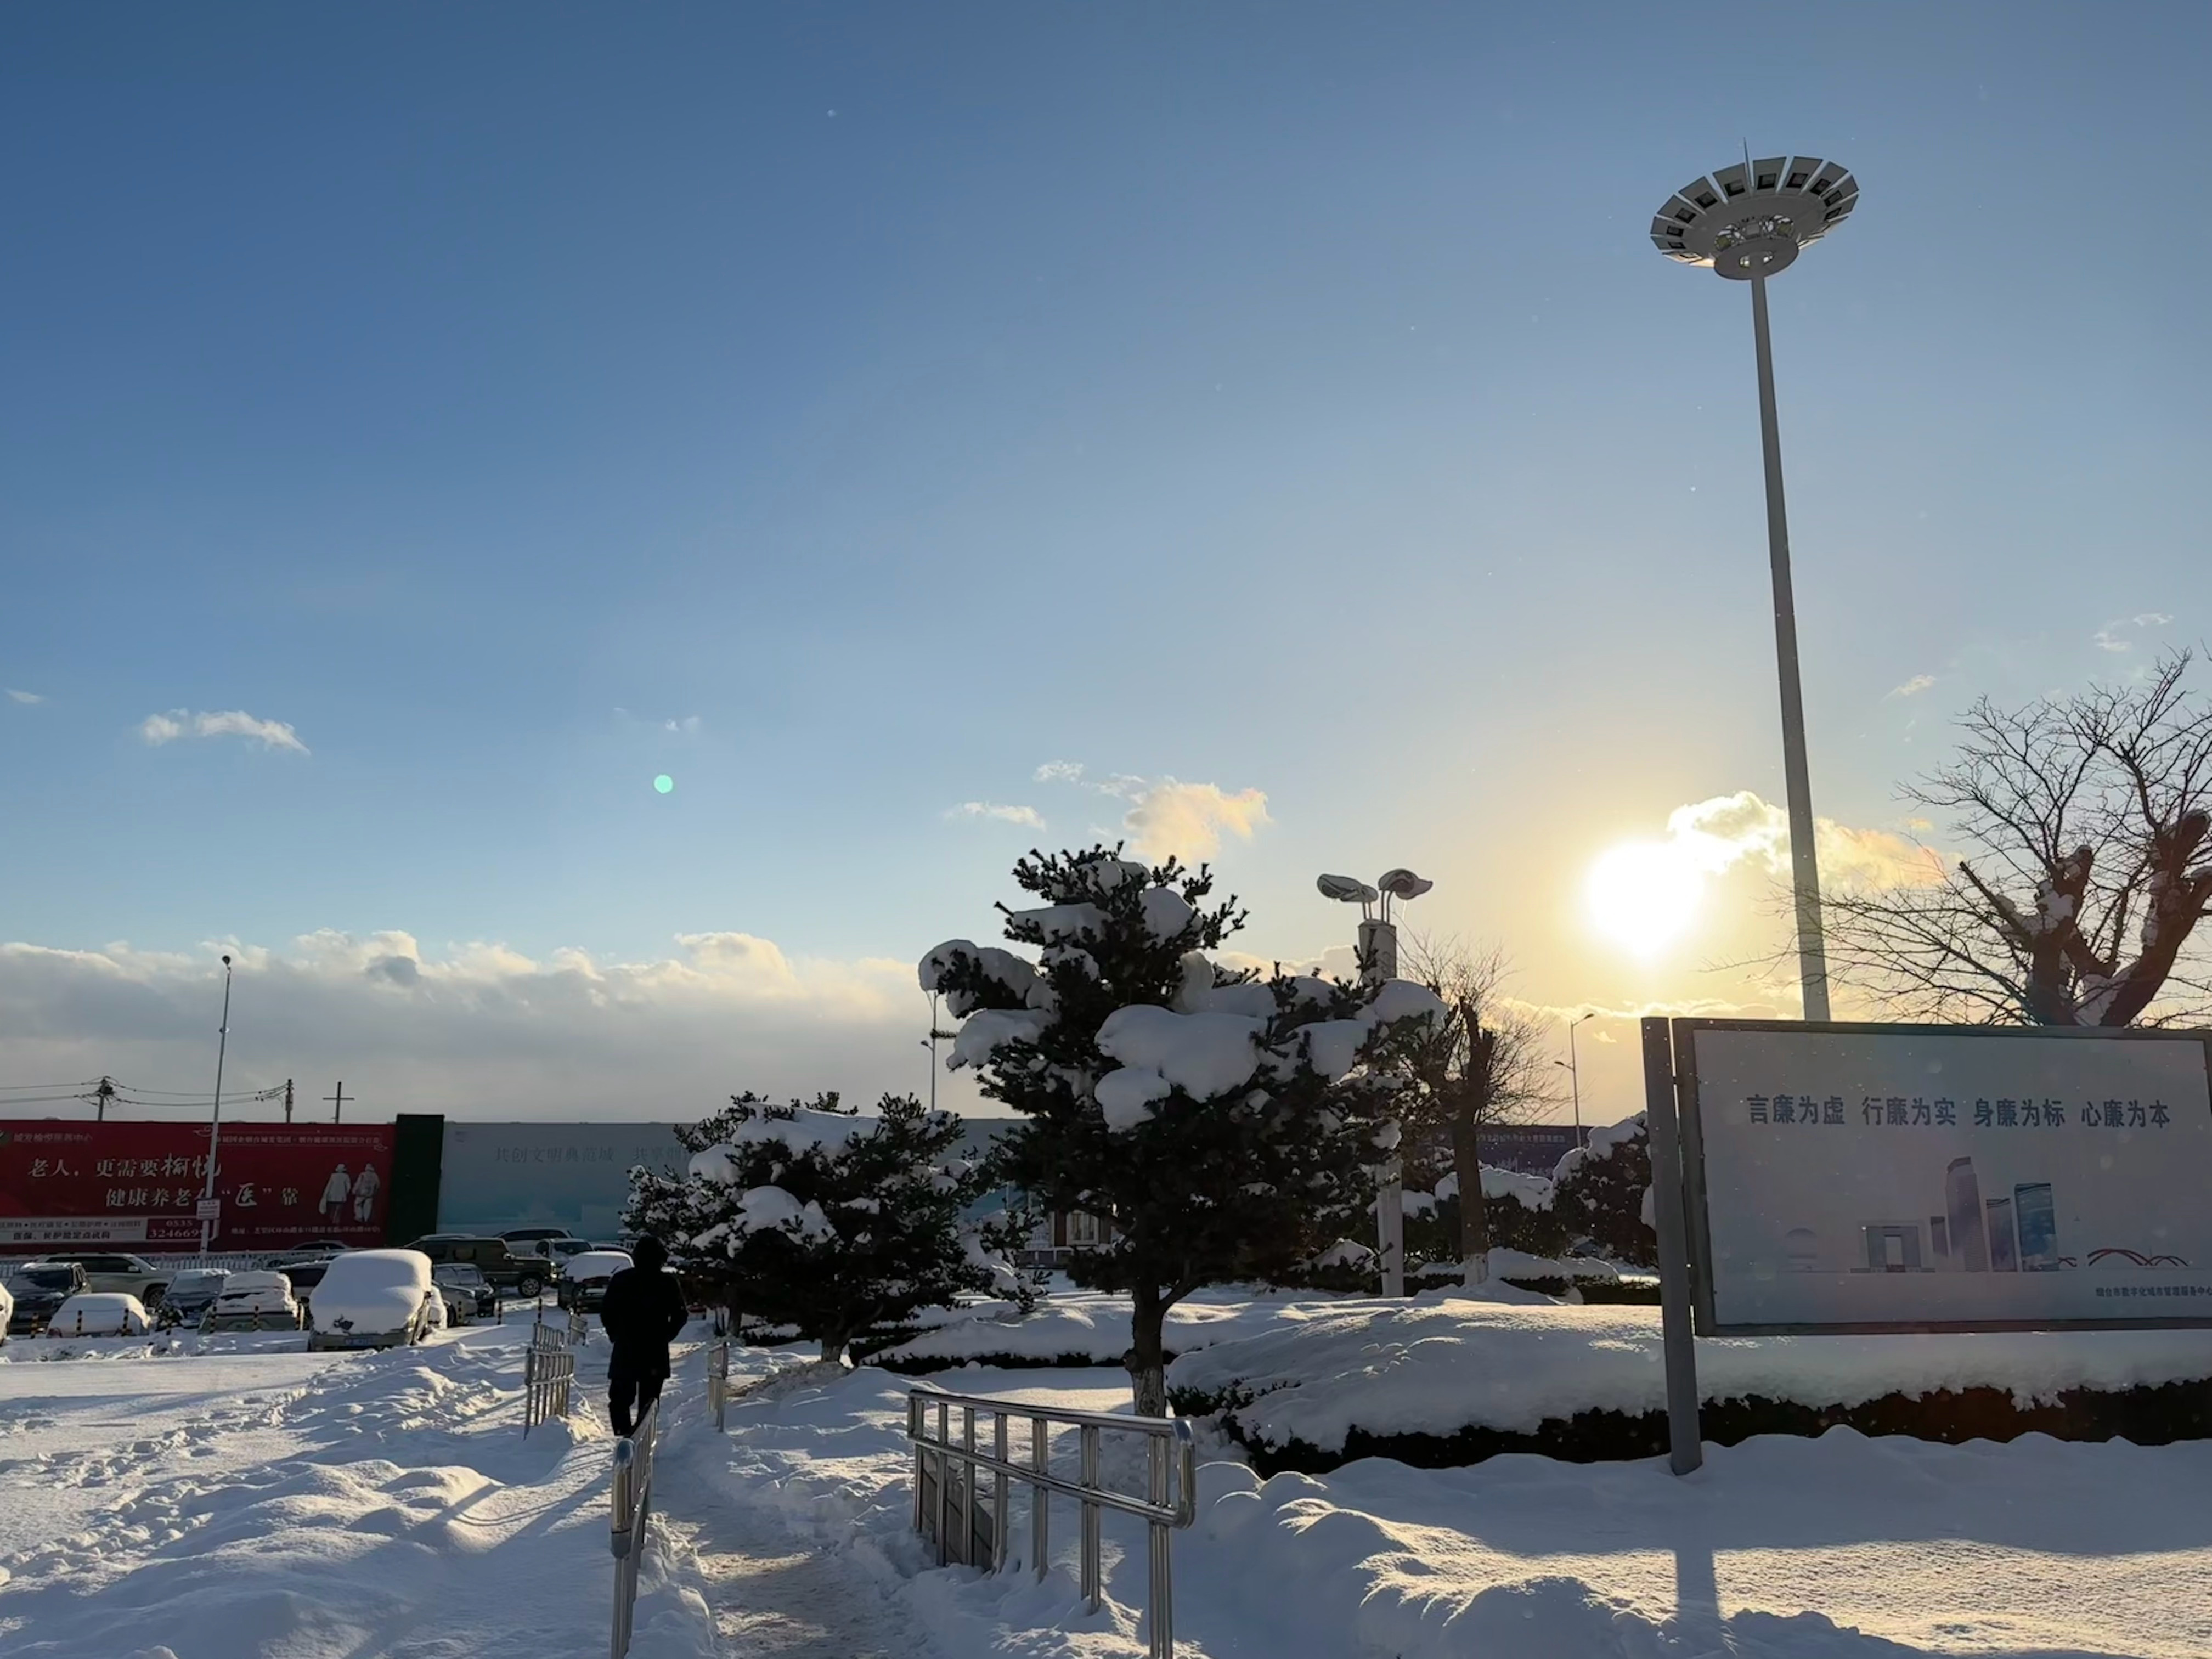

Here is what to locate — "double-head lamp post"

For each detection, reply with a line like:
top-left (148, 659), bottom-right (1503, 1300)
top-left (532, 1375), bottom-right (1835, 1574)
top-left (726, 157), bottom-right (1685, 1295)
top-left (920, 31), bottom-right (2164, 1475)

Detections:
top-left (1651, 155), bottom-right (1859, 1022)
top-left (1317, 868), bottom-right (1432, 1297)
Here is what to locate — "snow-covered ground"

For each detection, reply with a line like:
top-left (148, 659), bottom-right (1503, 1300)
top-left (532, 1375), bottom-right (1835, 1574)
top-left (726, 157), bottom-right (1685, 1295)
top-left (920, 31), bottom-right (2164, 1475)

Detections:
top-left (0, 1308), bottom-right (786, 1659)
top-left (8, 1297), bottom-right (2212, 1657)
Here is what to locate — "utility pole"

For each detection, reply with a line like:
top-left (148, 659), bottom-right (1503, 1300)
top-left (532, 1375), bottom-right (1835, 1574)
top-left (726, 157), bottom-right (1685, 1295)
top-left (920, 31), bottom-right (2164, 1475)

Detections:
top-left (94, 1076), bottom-right (116, 1122)
top-left (284, 1078), bottom-right (295, 1124)
top-left (325, 1081), bottom-right (351, 1124)
top-left (198, 956), bottom-right (234, 1254)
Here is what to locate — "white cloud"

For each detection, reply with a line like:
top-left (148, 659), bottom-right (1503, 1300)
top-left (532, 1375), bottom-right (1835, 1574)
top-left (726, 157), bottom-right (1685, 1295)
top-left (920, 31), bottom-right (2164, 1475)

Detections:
top-left (1121, 778), bottom-right (1271, 861)
top-left (1654, 791), bottom-right (1945, 890)
top-left (2094, 613), bottom-right (2174, 652)
top-left (1033, 761), bottom-right (1272, 861)
top-left (948, 802), bottom-right (1045, 828)
top-left (663, 715), bottom-right (702, 734)
top-left (1887, 674), bottom-right (1937, 698)
top-left (139, 709), bottom-right (309, 754)
top-left (0, 929), bottom-right (967, 1121)
top-left (6, 689), bottom-right (43, 705)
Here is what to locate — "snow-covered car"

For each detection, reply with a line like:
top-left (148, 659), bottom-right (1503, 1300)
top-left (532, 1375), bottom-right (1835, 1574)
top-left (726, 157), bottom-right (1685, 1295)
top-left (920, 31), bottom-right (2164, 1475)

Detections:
top-left (157, 1268), bottom-right (232, 1328)
top-left (46, 1292), bottom-right (153, 1337)
top-left (35, 1252), bottom-right (171, 1307)
top-left (6, 1262), bottom-right (91, 1334)
top-left (431, 1263), bottom-right (497, 1325)
top-left (307, 1249), bottom-right (436, 1351)
top-left (201, 1271), bottom-right (303, 1333)
top-left (555, 1249), bottom-right (631, 1313)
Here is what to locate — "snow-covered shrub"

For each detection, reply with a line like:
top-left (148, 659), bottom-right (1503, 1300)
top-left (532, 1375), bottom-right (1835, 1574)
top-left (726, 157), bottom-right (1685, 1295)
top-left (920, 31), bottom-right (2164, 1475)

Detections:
top-left (1404, 1165), bottom-right (1572, 1269)
top-left (1549, 1113), bottom-right (1656, 1268)
top-left (625, 1091), bottom-right (1010, 1361)
top-left (920, 846), bottom-right (1446, 1413)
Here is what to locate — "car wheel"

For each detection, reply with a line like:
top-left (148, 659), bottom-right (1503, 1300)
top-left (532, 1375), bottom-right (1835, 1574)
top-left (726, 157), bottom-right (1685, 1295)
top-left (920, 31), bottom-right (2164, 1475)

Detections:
top-left (516, 1275), bottom-right (542, 1299)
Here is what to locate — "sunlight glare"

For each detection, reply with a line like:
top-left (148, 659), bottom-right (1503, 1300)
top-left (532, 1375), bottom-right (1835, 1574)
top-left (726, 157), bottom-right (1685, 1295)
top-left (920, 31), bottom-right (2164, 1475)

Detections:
top-left (1587, 841), bottom-right (1703, 958)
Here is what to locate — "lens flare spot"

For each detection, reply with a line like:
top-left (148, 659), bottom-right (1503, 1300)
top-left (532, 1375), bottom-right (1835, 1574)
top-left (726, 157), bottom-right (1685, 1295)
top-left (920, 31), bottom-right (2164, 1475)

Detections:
top-left (653, 774), bottom-right (674, 795)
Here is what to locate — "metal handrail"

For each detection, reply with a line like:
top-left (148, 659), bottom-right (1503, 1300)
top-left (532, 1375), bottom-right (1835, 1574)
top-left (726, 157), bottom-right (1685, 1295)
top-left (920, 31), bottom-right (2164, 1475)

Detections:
top-left (608, 1395), bottom-right (660, 1658)
top-left (906, 1385), bottom-right (1197, 1659)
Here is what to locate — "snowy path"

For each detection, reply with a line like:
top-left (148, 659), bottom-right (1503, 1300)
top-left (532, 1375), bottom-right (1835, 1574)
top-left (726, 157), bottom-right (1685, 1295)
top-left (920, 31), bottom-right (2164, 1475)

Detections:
top-left (0, 1313), bottom-right (679, 1659)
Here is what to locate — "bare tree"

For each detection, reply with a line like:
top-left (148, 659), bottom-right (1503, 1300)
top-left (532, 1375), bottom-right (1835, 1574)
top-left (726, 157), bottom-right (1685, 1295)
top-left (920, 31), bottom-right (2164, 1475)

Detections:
top-left (1397, 936), bottom-right (1566, 1285)
top-left (1826, 652), bottom-right (2212, 1026)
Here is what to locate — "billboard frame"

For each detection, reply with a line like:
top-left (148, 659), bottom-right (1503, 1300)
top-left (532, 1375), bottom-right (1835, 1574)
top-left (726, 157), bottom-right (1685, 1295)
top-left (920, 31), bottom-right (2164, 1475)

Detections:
top-left (1666, 1016), bottom-right (2212, 1339)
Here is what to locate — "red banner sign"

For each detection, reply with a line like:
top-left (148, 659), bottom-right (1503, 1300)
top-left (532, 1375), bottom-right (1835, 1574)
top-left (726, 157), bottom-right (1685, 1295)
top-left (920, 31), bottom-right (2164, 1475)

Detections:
top-left (0, 1121), bottom-right (396, 1251)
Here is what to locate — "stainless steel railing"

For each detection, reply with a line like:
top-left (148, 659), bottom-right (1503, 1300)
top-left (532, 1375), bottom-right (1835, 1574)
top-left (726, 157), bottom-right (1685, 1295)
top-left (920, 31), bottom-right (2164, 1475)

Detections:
top-left (608, 1394), bottom-right (661, 1658)
top-left (522, 1316), bottom-right (578, 1435)
top-left (905, 1387), bottom-right (1197, 1659)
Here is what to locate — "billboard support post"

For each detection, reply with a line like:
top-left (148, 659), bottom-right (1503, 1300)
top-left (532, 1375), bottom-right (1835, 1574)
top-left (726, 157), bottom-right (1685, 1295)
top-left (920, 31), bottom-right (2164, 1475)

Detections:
top-left (1641, 1017), bottom-right (1703, 1475)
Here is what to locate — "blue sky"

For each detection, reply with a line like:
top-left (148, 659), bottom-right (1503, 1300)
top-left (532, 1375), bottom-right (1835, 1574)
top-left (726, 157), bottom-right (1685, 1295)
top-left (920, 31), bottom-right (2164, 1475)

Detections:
top-left (3, 4), bottom-right (2206, 1121)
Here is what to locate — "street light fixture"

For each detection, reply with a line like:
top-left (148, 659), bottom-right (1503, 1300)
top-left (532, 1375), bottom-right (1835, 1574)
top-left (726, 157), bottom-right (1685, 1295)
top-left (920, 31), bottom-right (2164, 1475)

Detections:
top-left (1553, 1010), bottom-right (1597, 1140)
top-left (1651, 155), bottom-right (1858, 1021)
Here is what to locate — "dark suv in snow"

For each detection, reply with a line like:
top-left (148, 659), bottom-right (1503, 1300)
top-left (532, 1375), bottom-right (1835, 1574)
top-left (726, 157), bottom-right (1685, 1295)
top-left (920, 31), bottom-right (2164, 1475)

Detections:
top-left (405, 1235), bottom-right (554, 1298)
top-left (7, 1262), bottom-right (92, 1334)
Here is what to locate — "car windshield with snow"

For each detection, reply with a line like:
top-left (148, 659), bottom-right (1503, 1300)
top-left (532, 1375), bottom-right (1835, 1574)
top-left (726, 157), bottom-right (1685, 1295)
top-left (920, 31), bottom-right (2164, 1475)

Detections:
top-left (306, 1250), bottom-right (436, 1351)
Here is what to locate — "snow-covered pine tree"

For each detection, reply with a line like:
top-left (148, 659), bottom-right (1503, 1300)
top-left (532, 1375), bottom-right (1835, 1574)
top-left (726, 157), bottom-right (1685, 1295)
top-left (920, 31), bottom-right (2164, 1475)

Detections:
top-left (624, 1091), bottom-right (1007, 1361)
top-left (919, 846), bottom-right (1447, 1414)
top-left (1550, 1114), bottom-right (1657, 1268)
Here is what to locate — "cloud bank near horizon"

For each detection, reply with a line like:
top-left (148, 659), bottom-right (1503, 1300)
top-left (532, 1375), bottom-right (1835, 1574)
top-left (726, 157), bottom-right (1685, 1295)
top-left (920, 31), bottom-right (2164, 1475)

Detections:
top-left (0, 929), bottom-right (974, 1122)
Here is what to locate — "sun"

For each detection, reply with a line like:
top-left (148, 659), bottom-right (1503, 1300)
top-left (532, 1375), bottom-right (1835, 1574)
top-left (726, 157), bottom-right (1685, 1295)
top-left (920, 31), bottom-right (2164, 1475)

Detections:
top-left (1587, 842), bottom-right (1704, 958)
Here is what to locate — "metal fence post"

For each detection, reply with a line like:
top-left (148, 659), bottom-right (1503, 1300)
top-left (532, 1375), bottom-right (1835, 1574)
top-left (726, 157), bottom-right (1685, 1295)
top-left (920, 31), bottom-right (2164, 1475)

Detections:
top-left (1031, 1414), bottom-right (1048, 1580)
top-left (935, 1398), bottom-right (951, 1566)
top-left (992, 1413), bottom-right (1011, 1572)
top-left (1079, 1423), bottom-right (1101, 1611)
top-left (1148, 1434), bottom-right (1173, 1659)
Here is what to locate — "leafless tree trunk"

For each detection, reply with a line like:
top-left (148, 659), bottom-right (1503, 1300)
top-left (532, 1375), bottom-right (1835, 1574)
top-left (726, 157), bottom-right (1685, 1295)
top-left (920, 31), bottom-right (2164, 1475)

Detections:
top-left (1826, 653), bottom-right (2212, 1026)
top-left (1398, 939), bottom-right (1566, 1288)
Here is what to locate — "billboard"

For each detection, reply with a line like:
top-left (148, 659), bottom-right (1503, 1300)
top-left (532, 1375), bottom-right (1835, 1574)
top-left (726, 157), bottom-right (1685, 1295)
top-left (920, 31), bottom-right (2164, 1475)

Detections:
top-left (1673, 1022), bottom-right (2212, 1334)
top-left (437, 1122), bottom-right (692, 1239)
top-left (0, 1120), bottom-right (397, 1251)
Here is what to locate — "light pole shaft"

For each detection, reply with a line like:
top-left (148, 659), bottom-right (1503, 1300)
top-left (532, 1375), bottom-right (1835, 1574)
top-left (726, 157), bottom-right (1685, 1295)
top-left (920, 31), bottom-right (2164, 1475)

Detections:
top-left (200, 967), bottom-right (233, 1253)
top-left (1568, 1021), bottom-right (1582, 1136)
top-left (1357, 918), bottom-right (1404, 1296)
top-left (1748, 273), bottom-right (1831, 1022)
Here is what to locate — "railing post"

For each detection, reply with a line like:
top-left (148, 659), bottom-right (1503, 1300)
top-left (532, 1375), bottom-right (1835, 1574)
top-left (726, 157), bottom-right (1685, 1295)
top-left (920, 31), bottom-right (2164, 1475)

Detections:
top-left (1079, 1423), bottom-right (1101, 1612)
top-left (1031, 1414), bottom-right (1048, 1581)
top-left (935, 1398), bottom-right (951, 1567)
top-left (910, 1395), bottom-right (926, 1534)
top-left (960, 1406), bottom-right (978, 1566)
top-left (1148, 1434), bottom-right (1173, 1659)
top-left (992, 1412), bottom-right (1011, 1572)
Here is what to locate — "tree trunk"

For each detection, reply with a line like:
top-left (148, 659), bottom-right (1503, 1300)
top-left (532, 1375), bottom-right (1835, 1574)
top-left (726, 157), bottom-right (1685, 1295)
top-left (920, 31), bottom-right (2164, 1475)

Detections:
top-left (1125, 1282), bottom-right (1170, 1417)
top-left (1454, 1110), bottom-right (1489, 1286)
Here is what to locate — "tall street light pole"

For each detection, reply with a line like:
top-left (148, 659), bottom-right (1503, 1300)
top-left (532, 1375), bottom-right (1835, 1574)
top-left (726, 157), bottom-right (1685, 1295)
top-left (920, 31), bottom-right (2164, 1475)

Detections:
top-left (1554, 1011), bottom-right (1596, 1141)
top-left (198, 955), bottom-right (234, 1255)
top-left (1652, 155), bottom-right (1859, 1021)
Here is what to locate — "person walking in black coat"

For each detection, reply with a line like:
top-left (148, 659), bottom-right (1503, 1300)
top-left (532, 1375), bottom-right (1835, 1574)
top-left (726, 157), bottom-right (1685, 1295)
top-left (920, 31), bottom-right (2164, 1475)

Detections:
top-left (597, 1234), bottom-right (690, 1437)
